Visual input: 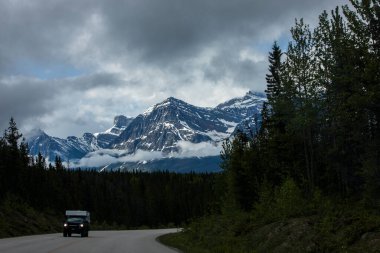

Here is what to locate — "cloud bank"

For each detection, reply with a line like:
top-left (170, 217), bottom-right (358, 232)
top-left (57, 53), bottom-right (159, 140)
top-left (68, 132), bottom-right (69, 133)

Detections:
top-left (0, 0), bottom-right (345, 137)
top-left (75, 140), bottom-right (222, 168)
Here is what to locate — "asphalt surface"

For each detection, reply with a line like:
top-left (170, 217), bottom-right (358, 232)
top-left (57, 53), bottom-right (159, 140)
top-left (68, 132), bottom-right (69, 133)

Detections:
top-left (0, 229), bottom-right (180, 253)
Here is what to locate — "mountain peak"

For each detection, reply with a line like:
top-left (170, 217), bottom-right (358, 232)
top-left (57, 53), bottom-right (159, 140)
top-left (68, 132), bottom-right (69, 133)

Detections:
top-left (165, 96), bottom-right (181, 102)
top-left (143, 97), bottom-right (187, 116)
top-left (25, 128), bottom-right (47, 139)
top-left (160, 96), bottom-right (187, 106)
top-left (216, 91), bottom-right (266, 109)
top-left (246, 91), bottom-right (266, 99)
top-left (114, 115), bottom-right (128, 128)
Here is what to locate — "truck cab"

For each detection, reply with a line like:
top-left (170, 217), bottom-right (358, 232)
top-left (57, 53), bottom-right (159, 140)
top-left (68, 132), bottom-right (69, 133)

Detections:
top-left (63, 210), bottom-right (90, 237)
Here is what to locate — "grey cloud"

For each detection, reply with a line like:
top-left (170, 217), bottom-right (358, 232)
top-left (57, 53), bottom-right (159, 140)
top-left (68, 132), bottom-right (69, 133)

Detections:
top-left (203, 49), bottom-right (266, 90)
top-left (0, 0), bottom-right (345, 72)
top-left (99, 0), bottom-right (344, 64)
top-left (66, 73), bottom-right (125, 90)
top-left (0, 0), bottom-right (346, 137)
top-left (0, 72), bottom-right (127, 136)
top-left (235, 59), bottom-right (267, 89)
top-left (95, 0), bottom-right (344, 96)
top-left (0, 77), bottom-right (55, 130)
top-left (0, 0), bottom-right (98, 74)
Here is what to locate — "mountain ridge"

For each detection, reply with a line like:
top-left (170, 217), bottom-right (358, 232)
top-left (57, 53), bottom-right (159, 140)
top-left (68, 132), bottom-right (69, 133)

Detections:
top-left (27, 91), bottom-right (266, 170)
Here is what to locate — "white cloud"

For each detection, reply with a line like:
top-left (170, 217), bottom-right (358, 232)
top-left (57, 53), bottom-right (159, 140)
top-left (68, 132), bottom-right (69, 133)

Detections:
top-left (174, 141), bottom-right (222, 158)
top-left (75, 149), bottom-right (164, 168)
top-left (74, 140), bottom-right (223, 168)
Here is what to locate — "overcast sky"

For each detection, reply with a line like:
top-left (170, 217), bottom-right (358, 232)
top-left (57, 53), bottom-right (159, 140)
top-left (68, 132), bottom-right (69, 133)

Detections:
top-left (0, 0), bottom-right (345, 138)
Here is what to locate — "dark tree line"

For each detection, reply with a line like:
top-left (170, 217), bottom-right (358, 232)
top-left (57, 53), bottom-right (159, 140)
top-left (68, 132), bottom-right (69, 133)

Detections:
top-left (0, 118), bottom-right (216, 227)
top-left (221, 0), bottom-right (380, 211)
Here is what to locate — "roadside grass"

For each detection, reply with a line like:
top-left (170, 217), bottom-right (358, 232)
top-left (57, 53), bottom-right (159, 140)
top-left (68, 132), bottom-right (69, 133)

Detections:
top-left (159, 211), bottom-right (380, 253)
top-left (0, 194), bottom-right (61, 238)
top-left (159, 192), bottom-right (380, 253)
top-left (158, 231), bottom-right (246, 253)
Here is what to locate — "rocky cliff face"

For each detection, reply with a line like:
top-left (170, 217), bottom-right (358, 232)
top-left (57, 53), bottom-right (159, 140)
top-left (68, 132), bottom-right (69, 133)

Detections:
top-left (94, 115), bottom-right (134, 148)
top-left (111, 97), bottom-right (240, 153)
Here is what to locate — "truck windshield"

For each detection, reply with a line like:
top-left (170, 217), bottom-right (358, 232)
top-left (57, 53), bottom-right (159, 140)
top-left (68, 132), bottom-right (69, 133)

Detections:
top-left (67, 217), bottom-right (84, 223)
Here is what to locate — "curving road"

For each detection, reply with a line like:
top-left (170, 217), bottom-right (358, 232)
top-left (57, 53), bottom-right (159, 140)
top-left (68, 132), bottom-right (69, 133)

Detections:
top-left (0, 229), bottom-right (180, 253)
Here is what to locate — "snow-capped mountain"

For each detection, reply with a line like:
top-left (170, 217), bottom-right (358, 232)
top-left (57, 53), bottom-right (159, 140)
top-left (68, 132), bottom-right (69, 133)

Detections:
top-left (111, 97), bottom-right (241, 153)
top-left (27, 91), bottom-right (266, 170)
top-left (27, 115), bottom-right (133, 162)
top-left (27, 129), bottom-right (98, 162)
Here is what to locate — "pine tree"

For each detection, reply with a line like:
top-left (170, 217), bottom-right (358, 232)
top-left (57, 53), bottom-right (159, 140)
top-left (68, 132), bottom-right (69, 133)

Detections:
top-left (285, 18), bottom-right (320, 193)
top-left (36, 152), bottom-right (46, 170)
top-left (265, 41), bottom-right (283, 104)
top-left (4, 117), bottom-right (23, 152)
top-left (221, 131), bottom-right (254, 210)
top-left (342, 0), bottom-right (380, 204)
top-left (55, 155), bottom-right (64, 170)
top-left (0, 118), bottom-right (25, 195)
top-left (263, 40), bottom-right (296, 187)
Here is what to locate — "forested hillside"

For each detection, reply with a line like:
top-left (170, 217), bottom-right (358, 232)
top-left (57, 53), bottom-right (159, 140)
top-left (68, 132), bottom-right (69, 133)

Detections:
top-left (222, 0), bottom-right (380, 209)
top-left (0, 118), bottom-right (217, 237)
top-left (161, 1), bottom-right (380, 252)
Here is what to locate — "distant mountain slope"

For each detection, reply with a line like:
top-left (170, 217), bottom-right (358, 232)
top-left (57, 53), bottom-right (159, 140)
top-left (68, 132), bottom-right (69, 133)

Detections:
top-left (217, 91), bottom-right (266, 136)
top-left (216, 91), bottom-right (266, 118)
top-left (27, 129), bottom-right (98, 162)
top-left (27, 91), bottom-right (267, 170)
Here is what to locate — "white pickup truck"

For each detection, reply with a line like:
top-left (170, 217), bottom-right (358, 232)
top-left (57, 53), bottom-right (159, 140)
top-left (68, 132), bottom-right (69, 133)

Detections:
top-left (63, 210), bottom-right (90, 237)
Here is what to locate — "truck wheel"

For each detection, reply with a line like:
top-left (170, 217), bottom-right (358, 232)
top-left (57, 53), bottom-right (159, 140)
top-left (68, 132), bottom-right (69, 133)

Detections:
top-left (68, 233), bottom-right (71, 237)
top-left (86, 231), bottom-right (89, 237)
top-left (63, 232), bottom-right (67, 237)
top-left (81, 232), bottom-right (85, 237)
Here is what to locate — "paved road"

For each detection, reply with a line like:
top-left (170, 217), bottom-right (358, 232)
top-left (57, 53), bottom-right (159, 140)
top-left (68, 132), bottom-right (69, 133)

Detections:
top-left (0, 229), bottom-right (180, 253)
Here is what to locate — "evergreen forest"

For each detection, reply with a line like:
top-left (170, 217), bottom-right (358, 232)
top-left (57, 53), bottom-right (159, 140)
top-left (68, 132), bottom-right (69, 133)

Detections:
top-left (0, 118), bottom-right (217, 237)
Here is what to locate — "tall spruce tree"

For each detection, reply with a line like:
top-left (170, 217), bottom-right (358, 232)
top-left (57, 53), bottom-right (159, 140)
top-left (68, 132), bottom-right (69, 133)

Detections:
top-left (55, 155), bottom-right (64, 170)
top-left (342, 0), bottom-right (380, 204)
top-left (265, 41), bottom-right (283, 104)
top-left (262, 41), bottom-right (292, 186)
top-left (285, 18), bottom-right (321, 193)
top-left (4, 118), bottom-right (22, 150)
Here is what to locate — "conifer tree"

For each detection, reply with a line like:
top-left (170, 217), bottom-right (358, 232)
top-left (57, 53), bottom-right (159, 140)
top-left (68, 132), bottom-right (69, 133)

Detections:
top-left (4, 117), bottom-right (23, 152)
top-left (265, 41), bottom-right (283, 104)
top-left (55, 155), bottom-right (64, 170)
top-left (36, 152), bottom-right (46, 170)
top-left (285, 18), bottom-right (320, 192)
